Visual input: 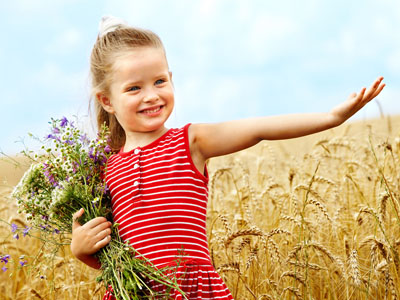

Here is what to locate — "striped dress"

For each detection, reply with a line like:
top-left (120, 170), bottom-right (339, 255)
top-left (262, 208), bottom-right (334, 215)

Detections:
top-left (103, 124), bottom-right (234, 300)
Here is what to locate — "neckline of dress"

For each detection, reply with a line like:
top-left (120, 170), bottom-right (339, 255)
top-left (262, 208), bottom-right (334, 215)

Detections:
top-left (118, 128), bottom-right (174, 157)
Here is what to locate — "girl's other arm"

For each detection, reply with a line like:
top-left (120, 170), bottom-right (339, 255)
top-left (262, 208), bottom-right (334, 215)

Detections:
top-left (190, 77), bottom-right (385, 161)
top-left (71, 208), bottom-right (112, 269)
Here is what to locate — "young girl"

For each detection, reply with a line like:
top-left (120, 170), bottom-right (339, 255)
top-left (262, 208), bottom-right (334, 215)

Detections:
top-left (70, 16), bottom-right (385, 299)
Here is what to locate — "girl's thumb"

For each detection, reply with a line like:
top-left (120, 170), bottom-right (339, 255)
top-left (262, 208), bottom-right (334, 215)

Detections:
top-left (72, 208), bottom-right (84, 230)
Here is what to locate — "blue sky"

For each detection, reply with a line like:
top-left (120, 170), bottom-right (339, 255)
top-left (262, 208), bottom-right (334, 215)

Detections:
top-left (1, 0), bottom-right (399, 155)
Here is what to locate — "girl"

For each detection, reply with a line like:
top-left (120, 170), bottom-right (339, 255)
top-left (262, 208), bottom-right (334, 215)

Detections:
top-left (70, 16), bottom-right (385, 299)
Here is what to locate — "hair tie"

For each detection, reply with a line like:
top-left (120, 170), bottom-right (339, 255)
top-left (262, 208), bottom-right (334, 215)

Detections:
top-left (98, 15), bottom-right (129, 38)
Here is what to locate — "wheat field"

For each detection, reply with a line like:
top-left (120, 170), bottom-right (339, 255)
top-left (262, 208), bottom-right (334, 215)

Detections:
top-left (1, 115), bottom-right (399, 300)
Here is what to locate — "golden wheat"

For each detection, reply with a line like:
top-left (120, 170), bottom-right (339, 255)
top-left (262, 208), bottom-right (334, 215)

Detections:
top-left (1, 116), bottom-right (400, 299)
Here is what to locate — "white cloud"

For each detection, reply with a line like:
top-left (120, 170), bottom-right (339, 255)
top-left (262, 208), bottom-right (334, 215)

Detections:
top-left (29, 61), bottom-right (91, 114)
top-left (197, 0), bottom-right (219, 17)
top-left (10, 0), bottom-right (79, 14)
top-left (378, 86), bottom-right (400, 116)
top-left (246, 15), bottom-right (298, 64)
top-left (45, 28), bottom-right (83, 55)
top-left (386, 51), bottom-right (400, 74)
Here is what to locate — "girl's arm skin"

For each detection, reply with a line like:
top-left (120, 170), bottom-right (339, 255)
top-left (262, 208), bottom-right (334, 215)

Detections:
top-left (71, 208), bottom-right (112, 269)
top-left (189, 77), bottom-right (385, 171)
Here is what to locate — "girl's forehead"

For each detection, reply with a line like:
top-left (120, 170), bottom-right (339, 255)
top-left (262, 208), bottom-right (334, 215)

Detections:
top-left (113, 47), bottom-right (167, 66)
top-left (110, 47), bottom-right (169, 84)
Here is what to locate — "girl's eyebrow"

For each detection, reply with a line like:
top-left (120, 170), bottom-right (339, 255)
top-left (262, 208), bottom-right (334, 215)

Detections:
top-left (122, 73), bottom-right (169, 88)
top-left (120, 77), bottom-right (145, 90)
top-left (122, 80), bottom-right (142, 88)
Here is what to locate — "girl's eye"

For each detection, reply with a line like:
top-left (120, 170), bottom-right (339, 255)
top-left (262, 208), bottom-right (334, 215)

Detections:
top-left (128, 86), bottom-right (140, 92)
top-left (155, 79), bottom-right (165, 85)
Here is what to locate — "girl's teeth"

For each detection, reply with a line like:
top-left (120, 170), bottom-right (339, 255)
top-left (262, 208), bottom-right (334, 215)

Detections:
top-left (144, 107), bottom-right (160, 113)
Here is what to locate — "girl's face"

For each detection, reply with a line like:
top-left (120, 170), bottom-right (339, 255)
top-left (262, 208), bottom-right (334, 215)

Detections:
top-left (100, 47), bottom-right (174, 139)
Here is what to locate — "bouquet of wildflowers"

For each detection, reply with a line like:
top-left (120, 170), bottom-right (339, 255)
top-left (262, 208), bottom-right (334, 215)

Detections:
top-left (11, 117), bottom-right (185, 300)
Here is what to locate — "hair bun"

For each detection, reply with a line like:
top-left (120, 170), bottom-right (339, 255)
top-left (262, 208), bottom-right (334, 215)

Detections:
top-left (98, 15), bottom-right (128, 37)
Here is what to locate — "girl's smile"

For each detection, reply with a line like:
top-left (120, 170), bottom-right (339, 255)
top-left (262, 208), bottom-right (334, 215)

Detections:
top-left (138, 105), bottom-right (164, 116)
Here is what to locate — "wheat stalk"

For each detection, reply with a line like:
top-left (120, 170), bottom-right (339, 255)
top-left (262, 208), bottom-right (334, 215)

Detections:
top-left (348, 250), bottom-right (361, 287)
top-left (287, 260), bottom-right (326, 271)
top-left (280, 271), bottom-right (306, 286)
top-left (224, 227), bottom-right (264, 247)
top-left (281, 286), bottom-right (303, 299)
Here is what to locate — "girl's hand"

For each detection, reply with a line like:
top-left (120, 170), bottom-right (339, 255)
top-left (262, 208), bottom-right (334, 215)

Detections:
top-left (70, 208), bottom-right (112, 269)
top-left (329, 77), bottom-right (385, 126)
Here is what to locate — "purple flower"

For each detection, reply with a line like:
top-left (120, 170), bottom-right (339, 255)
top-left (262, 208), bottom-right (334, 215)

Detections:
top-left (23, 226), bottom-right (31, 237)
top-left (80, 134), bottom-right (90, 145)
top-left (41, 215), bottom-right (49, 221)
top-left (104, 145), bottom-right (111, 153)
top-left (13, 233), bottom-right (19, 240)
top-left (1, 267), bottom-right (7, 272)
top-left (53, 228), bottom-right (60, 234)
top-left (52, 127), bottom-right (60, 134)
top-left (99, 153), bottom-right (107, 165)
top-left (43, 167), bottom-right (58, 186)
top-left (0, 255), bottom-right (10, 264)
top-left (64, 139), bottom-right (74, 145)
top-left (19, 260), bottom-right (27, 267)
top-left (60, 117), bottom-right (68, 128)
top-left (40, 275), bottom-right (46, 279)
top-left (88, 148), bottom-right (94, 159)
top-left (11, 223), bottom-right (18, 233)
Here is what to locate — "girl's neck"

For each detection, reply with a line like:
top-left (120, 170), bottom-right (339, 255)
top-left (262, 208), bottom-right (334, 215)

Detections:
top-left (123, 126), bottom-right (169, 152)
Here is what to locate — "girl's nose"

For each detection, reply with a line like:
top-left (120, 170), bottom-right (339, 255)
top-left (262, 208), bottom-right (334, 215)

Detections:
top-left (143, 90), bottom-right (159, 103)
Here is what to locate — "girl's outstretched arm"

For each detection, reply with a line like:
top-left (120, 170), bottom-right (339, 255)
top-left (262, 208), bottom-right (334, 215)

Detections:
top-left (190, 77), bottom-right (385, 162)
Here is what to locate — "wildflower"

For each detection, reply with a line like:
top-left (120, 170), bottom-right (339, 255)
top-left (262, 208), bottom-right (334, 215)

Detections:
top-left (91, 197), bottom-right (100, 208)
top-left (13, 233), bottom-right (19, 240)
top-left (80, 133), bottom-right (90, 145)
top-left (104, 145), bottom-right (111, 153)
top-left (19, 260), bottom-right (28, 267)
top-left (88, 147), bottom-right (95, 159)
top-left (40, 275), bottom-right (46, 279)
top-left (2, 267), bottom-right (7, 272)
top-left (23, 226), bottom-right (31, 237)
top-left (64, 139), bottom-right (74, 145)
top-left (0, 255), bottom-right (10, 264)
top-left (60, 116), bottom-right (68, 127)
top-left (11, 223), bottom-right (18, 233)
top-left (53, 228), bottom-right (60, 234)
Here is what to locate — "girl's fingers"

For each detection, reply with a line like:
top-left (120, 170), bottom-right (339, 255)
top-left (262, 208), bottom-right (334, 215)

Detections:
top-left (92, 221), bottom-right (112, 236)
top-left (72, 208), bottom-right (84, 230)
top-left (372, 76), bottom-right (383, 88)
top-left (84, 217), bottom-right (109, 229)
top-left (366, 77), bottom-right (384, 98)
top-left (94, 235), bottom-right (111, 250)
top-left (355, 88), bottom-right (366, 102)
top-left (372, 83), bottom-right (385, 98)
top-left (96, 227), bottom-right (112, 241)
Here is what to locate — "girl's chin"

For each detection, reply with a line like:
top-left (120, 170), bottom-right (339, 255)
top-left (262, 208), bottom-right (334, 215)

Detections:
top-left (128, 123), bottom-right (167, 134)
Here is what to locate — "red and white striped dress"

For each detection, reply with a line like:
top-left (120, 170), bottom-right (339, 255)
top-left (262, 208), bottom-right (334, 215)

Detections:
top-left (103, 124), bottom-right (234, 299)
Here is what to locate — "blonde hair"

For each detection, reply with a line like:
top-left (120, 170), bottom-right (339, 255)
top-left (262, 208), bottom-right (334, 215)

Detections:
top-left (90, 25), bottom-right (165, 150)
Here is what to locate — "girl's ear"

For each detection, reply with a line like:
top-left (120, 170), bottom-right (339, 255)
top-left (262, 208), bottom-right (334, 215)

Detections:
top-left (96, 92), bottom-right (114, 114)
